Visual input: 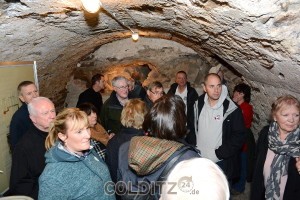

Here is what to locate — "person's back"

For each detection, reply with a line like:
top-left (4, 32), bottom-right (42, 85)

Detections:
top-left (117, 136), bottom-right (200, 199)
top-left (117, 95), bottom-right (200, 199)
top-left (9, 81), bottom-right (39, 151)
top-left (106, 99), bottom-right (147, 183)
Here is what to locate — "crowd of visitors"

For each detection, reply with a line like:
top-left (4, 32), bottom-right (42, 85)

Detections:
top-left (3, 68), bottom-right (300, 200)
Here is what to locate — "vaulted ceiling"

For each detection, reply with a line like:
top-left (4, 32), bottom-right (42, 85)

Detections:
top-left (1, 0), bottom-right (300, 131)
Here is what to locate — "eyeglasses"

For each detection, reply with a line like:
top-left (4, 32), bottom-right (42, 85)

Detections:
top-left (150, 90), bottom-right (164, 96)
top-left (114, 85), bottom-right (128, 90)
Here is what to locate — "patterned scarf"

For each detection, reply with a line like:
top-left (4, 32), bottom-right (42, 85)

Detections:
top-left (265, 121), bottom-right (300, 200)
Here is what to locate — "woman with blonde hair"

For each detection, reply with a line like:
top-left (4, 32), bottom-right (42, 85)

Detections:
top-left (39, 108), bottom-right (115, 200)
top-left (251, 95), bottom-right (300, 200)
top-left (106, 98), bottom-right (148, 183)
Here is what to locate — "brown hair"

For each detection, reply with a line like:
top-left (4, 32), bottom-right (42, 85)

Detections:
top-left (147, 81), bottom-right (163, 91)
top-left (143, 94), bottom-right (187, 140)
top-left (17, 80), bottom-right (35, 95)
top-left (45, 108), bottom-right (89, 150)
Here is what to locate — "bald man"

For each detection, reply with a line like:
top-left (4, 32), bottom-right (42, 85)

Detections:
top-left (5, 97), bottom-right (56, 199)
top-left (193, 73), bottom-right (245, 185)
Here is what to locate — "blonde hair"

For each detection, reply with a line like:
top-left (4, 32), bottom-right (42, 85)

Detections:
top-left (161, 158), bottom-right (230, 200)
top-left (121, 99), bottom-right (148, 129)
top-left (45, 108), bottom-right (89, 150)
top-left (271, 95), bottom-right (300, 118)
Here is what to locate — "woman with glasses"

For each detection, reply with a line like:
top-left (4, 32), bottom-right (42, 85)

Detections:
top-left (144, 81), bottom-right (164, 109)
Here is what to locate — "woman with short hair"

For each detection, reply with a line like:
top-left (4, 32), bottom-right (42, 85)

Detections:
top-left (78, 102), bottom-right (114, 160)
top-left (106, 98), bottom-right (148, 183)
top-left (251, 95), bottom-right (300, 200)
top-left (39, 108), bottom-right (115, 200)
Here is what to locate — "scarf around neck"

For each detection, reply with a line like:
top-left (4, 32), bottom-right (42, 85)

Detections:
top-left (265, 121), bottom-right (300, 200)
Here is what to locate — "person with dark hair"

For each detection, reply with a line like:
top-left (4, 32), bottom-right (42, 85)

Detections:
top-left (193, 73), bottom-right (245, 189)
top-left (231, 83), bottom-right (255, 194)
top-left (9, 80), bottom-right (39, 151)
top-left (106, 98), bottom-right (148, 183)
top-left (117, 94), bottom-right (200, 199)
top-left (39, 108), bottom-right (115, 200)
top-left (127, 72), bottom-right (146, 99)
top-left (143, 81), bottom-right (164, 109)
top-left (76, 73), bottom-right (105, 116)
top-left (5, 97), bottom-right (56, 199)
top-left (251, 95), bottom-right (300, 200)
top-left (78, 102), bottom-right (113, 160)
top-left (167, 70), bottom-right (198, 145)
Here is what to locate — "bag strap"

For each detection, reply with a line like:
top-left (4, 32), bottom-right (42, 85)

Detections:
top-left (146, 146), bottom-right (195, 200)
top-left (158, 145), bottom-right (194, 182)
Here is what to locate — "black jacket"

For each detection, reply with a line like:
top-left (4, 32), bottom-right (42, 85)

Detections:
top-left (76, 87), bottom-right (103, 115)
top-left (167, 82), bottom-right (198, 144)
top-left (251, 126), bottom-right (300, 200)
top-left (128, 81), bottom-right (146, 99)
top-left (9, 103), bottom-right (33, 152)
top-left (194, 94), bottom-right (245, 179)
top-left (100, 91), bottom-right (124, 134)
top-left (5, 125), bottom-right (48, 199)
top-left (106, 127), bottom-right (144, 183)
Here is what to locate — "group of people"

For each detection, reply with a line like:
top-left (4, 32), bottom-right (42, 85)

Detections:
top-left (3, 68), bottom-right (300, 200)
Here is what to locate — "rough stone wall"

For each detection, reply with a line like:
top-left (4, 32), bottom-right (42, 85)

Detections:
top-left (65, 38), bottom-right (214, 107)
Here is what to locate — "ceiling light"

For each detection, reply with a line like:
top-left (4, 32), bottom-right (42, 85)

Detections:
top-left (81, 0), bottom-right (102, 14)
top-left (81, 0), bottom-right (140, 42)
top-left (131, 32), bottom-right (139, 41)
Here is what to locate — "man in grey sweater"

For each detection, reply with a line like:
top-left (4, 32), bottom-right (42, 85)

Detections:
top-left (194, 73), bottom-right (245, 183)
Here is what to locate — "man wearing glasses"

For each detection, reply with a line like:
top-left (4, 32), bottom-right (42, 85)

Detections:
top-left (144, 81), bottom-right (164, 109)
top-left (100, 76), bottom-right (130, 134)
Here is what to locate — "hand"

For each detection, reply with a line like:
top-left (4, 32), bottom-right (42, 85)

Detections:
top-left (108, 133), bottom-right (115, 140)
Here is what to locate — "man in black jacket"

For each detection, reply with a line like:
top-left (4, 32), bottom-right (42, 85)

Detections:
top-left (167, 71), bottom-right (198, 144)
top-left (76, 73), bottom-right (105, 116)
top-left (193, 73), bottom-right (245, 183)
top-left (5, 97), bottom-right (56, 199)
top-left (9, 81), bottom-right (39, 152)
top-left (100, 76), bottom-right (130, 134)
